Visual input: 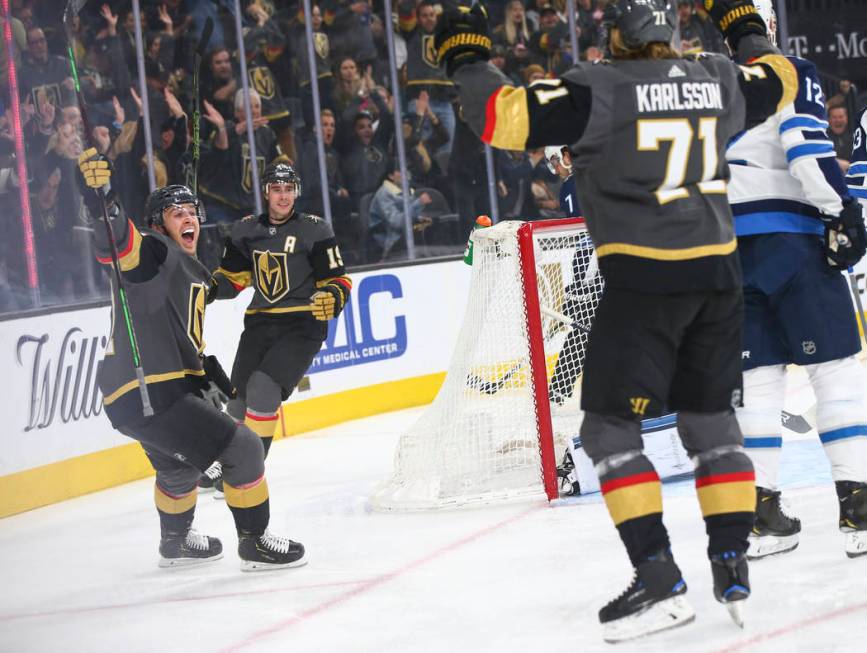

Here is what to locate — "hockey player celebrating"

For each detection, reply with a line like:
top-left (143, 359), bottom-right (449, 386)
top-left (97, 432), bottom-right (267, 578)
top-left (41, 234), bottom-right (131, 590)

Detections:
top-left (77, 151), bottom-right (307, 571)
top-left (435, 0), bottom-right (796, 641)
top-left (209, 162), bottom-right (352, 466)
top-left (729, 0), bottom-right (867, 560)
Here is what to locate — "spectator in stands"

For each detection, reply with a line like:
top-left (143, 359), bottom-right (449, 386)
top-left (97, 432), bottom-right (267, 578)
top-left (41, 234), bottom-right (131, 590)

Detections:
top-left (402, 90), bottom-right (451, 199)
top-left (493, 0), bottom-right (535, 82)
top-left (202, 47), bottom-right (239, 122)
top-left (496, 149), bottom-right (538, 220)
top-left (530, 4), bottom-right (569, 74)
top-left (677, 0), bottom-right (723, 54)
top-left (0, 12), bottom-right (26, 91)
top-left (296, 4), bottom-right (335, 130)
top-left (828, 103), bottom-right (853, 172)
top-left (243, 0), bottom-right (296, 162)
top-left (401, 0), bottom-right (457, 152)
top-left (323, 0), bottom-right (378, 71)
top-left (523, 64), bottom-right (546, 85)
top-left (299, 108), bottom-right (352, 228)
top-left (575, 0), bottom-right (603, 53)
top-left (451, 111), bottom-right (491, 233)
top-left (19, 26), bottom-right (75, 110)
top-left (340, 108), bottom-right (391, 210)
top-left (78, 5), bottom-right (132, 124)
top-left (367, 160), bottom-right (432, 262)
top-left (199, 88), bottom-right (285, 222)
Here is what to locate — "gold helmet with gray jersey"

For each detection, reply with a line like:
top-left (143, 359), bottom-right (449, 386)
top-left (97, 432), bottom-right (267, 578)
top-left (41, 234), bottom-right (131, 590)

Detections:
top-left (262, 162), bottom-right (302, 199)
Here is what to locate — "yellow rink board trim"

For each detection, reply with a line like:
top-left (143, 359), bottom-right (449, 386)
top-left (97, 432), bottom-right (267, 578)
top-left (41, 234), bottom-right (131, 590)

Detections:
top-left (0, 372), bottom-right (446, 518)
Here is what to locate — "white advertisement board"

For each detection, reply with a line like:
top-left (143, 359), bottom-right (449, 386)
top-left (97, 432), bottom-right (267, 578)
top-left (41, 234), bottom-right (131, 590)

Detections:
top-left (0, 260), bottom-right (470, 477)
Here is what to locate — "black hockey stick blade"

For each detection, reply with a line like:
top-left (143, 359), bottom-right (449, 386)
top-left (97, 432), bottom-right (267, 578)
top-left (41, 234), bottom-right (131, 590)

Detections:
top-left (197, 17), bottom-right (214, 56)
top-left (781, 410), bottom-right (811, 434)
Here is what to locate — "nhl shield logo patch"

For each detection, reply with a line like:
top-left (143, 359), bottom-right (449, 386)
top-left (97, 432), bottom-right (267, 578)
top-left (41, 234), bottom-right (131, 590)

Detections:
top-left (802, 341), bottom-right (817, 355)
top-left (253, 250), bottom-right (290, 303)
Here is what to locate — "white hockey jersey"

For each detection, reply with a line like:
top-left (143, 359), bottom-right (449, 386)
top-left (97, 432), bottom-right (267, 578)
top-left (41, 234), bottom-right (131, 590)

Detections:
top-left (727, 56), bottom-right (851, 237)
top-left (846, 106), bottom-right (867, 209)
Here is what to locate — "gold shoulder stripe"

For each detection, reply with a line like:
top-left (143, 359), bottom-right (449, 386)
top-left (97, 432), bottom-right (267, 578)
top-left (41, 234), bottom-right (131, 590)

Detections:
top-left (595, 238), bottom-right (737, 261)
top-left (753, 54), bottom-right (798, 112)
top-left (482, 85), bottom-right (529, 151)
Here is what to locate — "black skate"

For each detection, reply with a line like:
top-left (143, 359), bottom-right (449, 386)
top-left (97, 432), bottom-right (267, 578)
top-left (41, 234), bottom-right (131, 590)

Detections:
top-left (599, 549), bottom-right (695, 643)
top-left (159, 529), bottom-right (223, 568)
top-left (556, 451), bottom-right (580, 497)
top-left (837, 481), bottom-right (867, 558)
top-left (748, 487), bottom-right (801, 560)
top-left (198, 461), bottom-right (222, 493)
top-left (711, 550), bottom-right (750, 628)
top-left (238, 530), bottom-right (307, 571)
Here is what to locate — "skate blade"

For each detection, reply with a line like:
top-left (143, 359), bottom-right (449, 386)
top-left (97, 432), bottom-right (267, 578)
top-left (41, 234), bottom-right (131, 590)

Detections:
top-left (725, 600), bottom-right (745, 628)
top-left (602, 596), bottom-right (695, 643)
top-left (240, 552), bottom-right (309, 572)
top-left (158, 552), bottom-right (224, 568)
top-left (198, 485), bottom-right (216, 494)
top-left (213, 491), bottom-right (225, 501)
top-left (845, 531), bottom-right (867, 558)
top-left (747, 534), bottom-right (799, 560)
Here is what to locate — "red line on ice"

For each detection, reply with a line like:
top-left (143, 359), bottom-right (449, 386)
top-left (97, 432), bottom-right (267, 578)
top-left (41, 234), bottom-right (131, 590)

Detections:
top-left (222, 503), bottom-right (543, 652)
top-left (706, 599), bottom-right (867, 653)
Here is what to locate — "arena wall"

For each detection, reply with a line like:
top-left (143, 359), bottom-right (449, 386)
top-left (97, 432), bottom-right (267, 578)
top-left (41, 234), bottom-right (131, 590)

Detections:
top-left (0, 260), bottom-right (470, 517)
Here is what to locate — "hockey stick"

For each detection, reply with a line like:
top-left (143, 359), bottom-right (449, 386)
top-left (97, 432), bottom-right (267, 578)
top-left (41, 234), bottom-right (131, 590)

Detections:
top-left (188, 17), bottom-right (214, 193)
top-left (781, 409), bottom-right (812, 434)
top-left (64, 0), bottom-right (153, 416)
top-left (467, 304), bottom-right (591, 395)
top-left (847, 267), bottom-right (867, 340)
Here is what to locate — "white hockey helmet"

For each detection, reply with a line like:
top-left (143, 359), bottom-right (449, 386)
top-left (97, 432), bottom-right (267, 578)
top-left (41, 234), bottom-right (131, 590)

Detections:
top-left (753, 0), bottom-right (777, 46)
top-left (544, 145), bottom-right (572, 174)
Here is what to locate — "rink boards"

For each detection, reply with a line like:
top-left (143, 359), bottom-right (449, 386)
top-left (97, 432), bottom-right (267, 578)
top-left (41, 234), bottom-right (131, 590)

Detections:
top-left (0, 260), bottom-right (471, 517)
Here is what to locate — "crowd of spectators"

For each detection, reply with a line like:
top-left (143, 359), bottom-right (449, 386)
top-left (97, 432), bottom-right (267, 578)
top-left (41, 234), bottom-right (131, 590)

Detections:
top-left (0, 0), bottom-right (862, 315)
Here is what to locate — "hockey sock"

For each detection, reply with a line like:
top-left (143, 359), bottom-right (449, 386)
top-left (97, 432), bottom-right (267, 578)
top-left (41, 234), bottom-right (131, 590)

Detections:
top-left (224, 476), bottom-right (270, 536)
top-left (154, 483), bottom-right (197, 537)
top-left (244, 409), bottom-right (278, 456)
top-left (737, 365), bottom-right (786, 489)
top-left (693, 453), bottom-right (755, 556)
top-left (807, 357), bottom-right (867, 484)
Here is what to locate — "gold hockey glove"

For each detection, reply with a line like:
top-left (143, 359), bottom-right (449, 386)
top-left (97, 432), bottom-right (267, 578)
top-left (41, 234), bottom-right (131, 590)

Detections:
top-left (704, 0), bottom-right (767, 49)
top-left (78, 147), bottom-right (111, 190)
top-left (311, 289), bottom-right (339, 320)
top-left (434, 4), bottom-right (492, 77)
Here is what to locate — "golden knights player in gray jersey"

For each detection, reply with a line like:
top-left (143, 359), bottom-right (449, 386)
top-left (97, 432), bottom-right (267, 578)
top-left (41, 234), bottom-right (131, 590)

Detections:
top-left (209, 162), bottom-right (352, 463)
top-left (77, 151), bottom-right (307, 571)
top-left (435, 0), bottom-right (796, 641)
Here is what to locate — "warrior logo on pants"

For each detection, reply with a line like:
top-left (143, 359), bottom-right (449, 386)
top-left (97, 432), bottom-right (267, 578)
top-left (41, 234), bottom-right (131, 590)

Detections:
top-left (253, 250), bottom-right (290, 303)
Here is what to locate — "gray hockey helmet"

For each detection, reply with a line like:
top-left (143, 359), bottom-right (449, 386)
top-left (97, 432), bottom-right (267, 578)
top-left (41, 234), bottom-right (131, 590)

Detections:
top-left (602, 0), bottom-right (677, 50)
top-left (145, 184), bottom-right (205, 226)
top-left (262, 161), bottom-right (302, 198)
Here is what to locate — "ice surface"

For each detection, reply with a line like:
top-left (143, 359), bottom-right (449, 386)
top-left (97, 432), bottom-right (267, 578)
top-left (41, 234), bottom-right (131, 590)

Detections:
top-left (2, 366), bottom-right (866, 652)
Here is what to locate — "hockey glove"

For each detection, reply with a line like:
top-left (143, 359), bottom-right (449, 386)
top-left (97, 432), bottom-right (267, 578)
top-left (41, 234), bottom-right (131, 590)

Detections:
top-left (202, 354), bottom-right (237, 400)
top-left (311, 288), bottom-right (341, 321)
top-left (824, 200), bottom-right (867, 270)
top-left (201, 381), bottom-right (228, 410)
top-left (78, 147), bottom-right (111, 190)
top-left (434, 4), bottom-right (492, 77)
top-left (704, 0), bottom-right (766, 50)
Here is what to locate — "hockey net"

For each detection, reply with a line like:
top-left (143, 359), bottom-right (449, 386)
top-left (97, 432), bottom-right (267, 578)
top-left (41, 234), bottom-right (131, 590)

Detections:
top-left (370, 219), bottom-right (602, 510)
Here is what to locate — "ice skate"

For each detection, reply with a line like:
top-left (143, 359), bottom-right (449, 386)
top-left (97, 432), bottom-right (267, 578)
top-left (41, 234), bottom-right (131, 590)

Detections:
top-left (837, 481), bottom-right (867, 558)
top-left (599, 549), bottom-right (695, 643)
top-left (213, 478), bottom-right (224, 501)
top-left (556, 450), bottom-right (580, 497)
top-left (748, 487), bottom-right (801, 560)
top-left (239, 530), bottom-right (307, 571)
top-left (159, 529), bottom-right (223, 568)
top-left (198, 461), bottom-right (222, 494)
top-left (711, 551), bottom-right (750, 628)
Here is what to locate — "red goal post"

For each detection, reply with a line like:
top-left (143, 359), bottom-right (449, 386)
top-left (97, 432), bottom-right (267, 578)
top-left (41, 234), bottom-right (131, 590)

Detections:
top-left (371, 218), bottom-right (602, 510)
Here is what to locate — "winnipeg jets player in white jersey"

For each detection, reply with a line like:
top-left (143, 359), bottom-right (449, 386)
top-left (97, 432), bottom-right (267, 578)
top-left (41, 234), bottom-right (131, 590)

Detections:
top-left (846, 105), bottom-right (867, 209)
top-left (727, 0), bottom-right (867, 559)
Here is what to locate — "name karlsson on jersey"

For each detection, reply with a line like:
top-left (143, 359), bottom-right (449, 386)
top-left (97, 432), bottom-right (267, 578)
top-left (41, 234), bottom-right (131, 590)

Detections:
top-left (636, 81), bottom-right (724, 113)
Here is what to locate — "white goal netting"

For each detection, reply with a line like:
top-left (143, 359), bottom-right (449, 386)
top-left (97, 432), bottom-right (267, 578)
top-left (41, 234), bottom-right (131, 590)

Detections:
top-left (370, 219), bottom-right (603, 510)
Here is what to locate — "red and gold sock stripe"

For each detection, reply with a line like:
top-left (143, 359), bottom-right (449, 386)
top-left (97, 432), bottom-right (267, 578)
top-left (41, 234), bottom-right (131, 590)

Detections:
top-left (695, 471), bottom-right (756, 517)
top-left (601, 471), bottom-right (663, 526)
top-left (224, 475), bottom-right (269, 509)
top-left (154, 483), bottom-right (197, 514)
top-left (245, 410), bottom-right (279, 438)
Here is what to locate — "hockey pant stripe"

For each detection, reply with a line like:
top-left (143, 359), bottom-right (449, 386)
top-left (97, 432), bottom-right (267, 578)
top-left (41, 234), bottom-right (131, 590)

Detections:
top-left (601, 471), bottom-right (662, 526)
top-left (245, 410), bottom-right (279, 438)
top-left (224, 475), bottom-right (269, 509)
top-left (695, 471), bottom-right (756, 517)
top-left (154, 483), bottom-right (198, 514)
